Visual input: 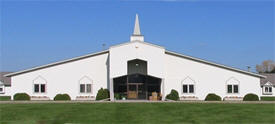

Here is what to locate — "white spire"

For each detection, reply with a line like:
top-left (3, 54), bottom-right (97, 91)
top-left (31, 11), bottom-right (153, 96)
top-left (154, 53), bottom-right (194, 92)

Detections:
top-left (133, 14), bottom-right (141, 35)
top-left (131, 14), bottom-right (144, 42)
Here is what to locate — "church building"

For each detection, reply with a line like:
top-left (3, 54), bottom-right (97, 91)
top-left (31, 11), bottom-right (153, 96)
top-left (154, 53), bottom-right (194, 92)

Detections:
top-left (4, 15), bottom-right (268, 101)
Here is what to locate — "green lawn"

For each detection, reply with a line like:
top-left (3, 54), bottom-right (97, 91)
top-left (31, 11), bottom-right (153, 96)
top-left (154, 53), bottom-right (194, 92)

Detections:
top-left (261, 97), bottom-right (275, 101)
top-left (0, 103), bottom-right (274, 124)
top-left (0, 96), bottom-right (11, 101)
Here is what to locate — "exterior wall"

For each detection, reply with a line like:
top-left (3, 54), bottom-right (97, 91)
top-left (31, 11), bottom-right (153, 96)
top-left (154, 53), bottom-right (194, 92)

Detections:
top-left (7, 41), bottom-right (265, 101)
top-left (109, 41), bottom-right (165, 101)
top-left (109, 41), bottom-right (165, 78)
top-left (261, 86), bottom-right (275, 97)
top-left (0, 86), bottom-right (12, 96)
top-left (164, 53), bottom-right (262, 100)
top-left (10, 53), bottom-right (109, 100)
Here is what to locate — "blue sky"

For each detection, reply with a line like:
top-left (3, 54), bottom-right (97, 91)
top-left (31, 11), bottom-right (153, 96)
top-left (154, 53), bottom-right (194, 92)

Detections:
top-left (0, 0), bottom-right (274, 72)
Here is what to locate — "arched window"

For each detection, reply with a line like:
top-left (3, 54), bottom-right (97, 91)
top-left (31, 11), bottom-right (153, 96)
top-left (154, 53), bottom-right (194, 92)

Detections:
top-left (262, 82), bottom-right (273, 95)
top-left (226, 77), bottom-right (240, 94)
top-left (0, 81), bottom-right (5, 94)
top-left (79, 76), bottom-right (93, 94)
top-left (33, 76), bottom-right (47, 93)
top-left (181, 77), bottom-right (196, 94)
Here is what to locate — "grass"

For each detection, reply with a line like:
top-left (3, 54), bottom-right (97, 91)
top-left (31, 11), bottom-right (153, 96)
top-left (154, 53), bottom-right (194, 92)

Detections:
top-left (261, 96), bottom-right (275, 101)
top-left (0, 96), bottom-right (11, 101)
top-left (0, 103), bottom-right (274, 124)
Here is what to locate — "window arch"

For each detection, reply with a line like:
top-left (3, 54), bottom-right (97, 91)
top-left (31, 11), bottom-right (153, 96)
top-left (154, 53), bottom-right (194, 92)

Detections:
top-left (79, 76), bottom-right (93, 94)
top-left (262, 82), bottom-right (273, 95)
top-left (181, 77), bottom-right (196, 94)
top-left (226, 77), bottom-right (240, 94)
top-left (33, 76), bottom-right (47, 93)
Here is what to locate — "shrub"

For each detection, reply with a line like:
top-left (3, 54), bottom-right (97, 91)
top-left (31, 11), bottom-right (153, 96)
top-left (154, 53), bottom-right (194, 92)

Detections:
top-left (261, 97), bottom-right (275, 101)
top-left (104, 89), bottom-right (110, 98)
top-left (13, 93), bottom-right (30, 100)
top-left (114, 93), bottom-right (120, 100)
top-left (96, 88), bottom-right (110, 100)
top-left (243, 93), bottom-right (259, 101)
top-left (205, 93), bottom-right (221, 101)
top-left (54, 94), bottom-right (71, 101)
top-left (165, 89), bottom-right (179, 101)
top-left (0, 96), bottom-right (11, 101)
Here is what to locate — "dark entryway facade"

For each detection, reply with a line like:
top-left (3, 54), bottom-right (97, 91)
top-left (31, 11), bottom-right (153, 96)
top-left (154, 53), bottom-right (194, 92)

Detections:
top-left (113, 73), bottom-right (161, 100)
top-left (113, 59), bottom-right (162, 100)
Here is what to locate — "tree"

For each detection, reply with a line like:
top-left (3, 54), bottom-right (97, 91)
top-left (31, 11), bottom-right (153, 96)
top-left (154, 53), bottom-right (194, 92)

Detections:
top-left (256, 60), bottom-right (275, 73)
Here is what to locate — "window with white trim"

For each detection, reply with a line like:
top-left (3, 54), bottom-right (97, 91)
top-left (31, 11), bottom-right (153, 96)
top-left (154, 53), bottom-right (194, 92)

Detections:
top-left (183, 84), bottom-right (194, 93)
top-left (182, 77), bottom-right (195, 94)
top-left (226, 77), bottom-right (239, 94)
top-left (34, 84), bottom-right (46, 93)
top-left (263, 82), bottom-right (273, 95)
top-left (33, 76), bottom-right (47, 93)
top-left (227, 84), bottom-right (239, 93)
top-left (80, 83), bottom-right (92, 93)
top-left (0, 84), bottom-right (4, 93)
top-left (264, 87), bottom-right (272, 93)
top-left (79, 76), bottom-right (93, 94)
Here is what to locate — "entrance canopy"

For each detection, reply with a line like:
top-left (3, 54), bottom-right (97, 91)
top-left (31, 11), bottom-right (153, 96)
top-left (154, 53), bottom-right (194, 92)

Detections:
top-left (113, 73), bottom-right (161, 100)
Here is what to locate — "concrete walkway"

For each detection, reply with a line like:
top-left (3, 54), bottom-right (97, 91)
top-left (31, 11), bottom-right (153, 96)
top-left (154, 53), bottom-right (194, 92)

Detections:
top-left (1, 100), bottom-right (275, 104)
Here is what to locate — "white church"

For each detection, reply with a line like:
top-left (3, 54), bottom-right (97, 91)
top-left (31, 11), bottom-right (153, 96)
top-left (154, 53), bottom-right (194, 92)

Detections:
top-left (3, 15), bottom-right (270, 101)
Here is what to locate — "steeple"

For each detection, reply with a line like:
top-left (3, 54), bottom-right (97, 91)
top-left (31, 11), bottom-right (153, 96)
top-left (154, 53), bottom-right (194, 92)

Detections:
top-left (131, 14), bottom-right (144, 42)
top-left (133, 14), bottom-right (141, 35)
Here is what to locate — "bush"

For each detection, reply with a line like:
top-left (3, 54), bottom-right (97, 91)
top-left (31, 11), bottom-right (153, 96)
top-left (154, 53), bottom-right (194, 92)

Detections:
top-left (54, 94), bottom-right (71, 101)
top-left (114, 93), bottom-right (120, 100)
top-left (261, 97), bottom-right (275, 101)
top-left (13, 93), bottom-right (30, 100)
top-left (96, 88), bottom-right (110, 100)
top-left (243, 93), bottom-right (259, 101)
top-left (205, 93), bottom-right (221, 101)
top-left (0, 96), bottom-right (11, 101)
top-left (104, 89), bottom-right (110, 97)
top-left (165, 89), bottom-right (179, 101)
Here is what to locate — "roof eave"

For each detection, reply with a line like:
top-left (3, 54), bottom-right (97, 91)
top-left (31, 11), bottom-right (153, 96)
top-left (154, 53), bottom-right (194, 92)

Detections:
top-left (110, 41), bottom-right (165, 49)
top-left (4, 50), bottom-right (109, 77)
top-left (165, 50), bottom-right (266, 78)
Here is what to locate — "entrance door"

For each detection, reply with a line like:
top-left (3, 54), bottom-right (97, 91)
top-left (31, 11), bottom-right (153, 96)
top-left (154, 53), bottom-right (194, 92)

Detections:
top-left (127, 83), bottom-right (144, 99)
top-left (137, 84), bottom-right (146, 99)
top-left (128, 84), bottom-right (137, 99)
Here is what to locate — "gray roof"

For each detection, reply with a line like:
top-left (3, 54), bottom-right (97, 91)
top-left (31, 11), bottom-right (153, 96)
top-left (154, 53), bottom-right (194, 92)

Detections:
top-left (260, 73), bottom-right (275, 86)
top-left (0, 72), bottom-right (12, 86)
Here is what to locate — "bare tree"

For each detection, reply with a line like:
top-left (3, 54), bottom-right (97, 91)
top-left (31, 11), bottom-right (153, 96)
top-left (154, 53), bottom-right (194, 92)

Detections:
top-left (256, 60), bottom-right (275, 73)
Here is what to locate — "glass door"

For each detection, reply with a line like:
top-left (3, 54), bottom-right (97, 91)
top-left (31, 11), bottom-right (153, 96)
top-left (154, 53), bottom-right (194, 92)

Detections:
top-left (128, 84), bottom-right (138, 99)
top-left (137, 84), bottom-right (146, 99)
